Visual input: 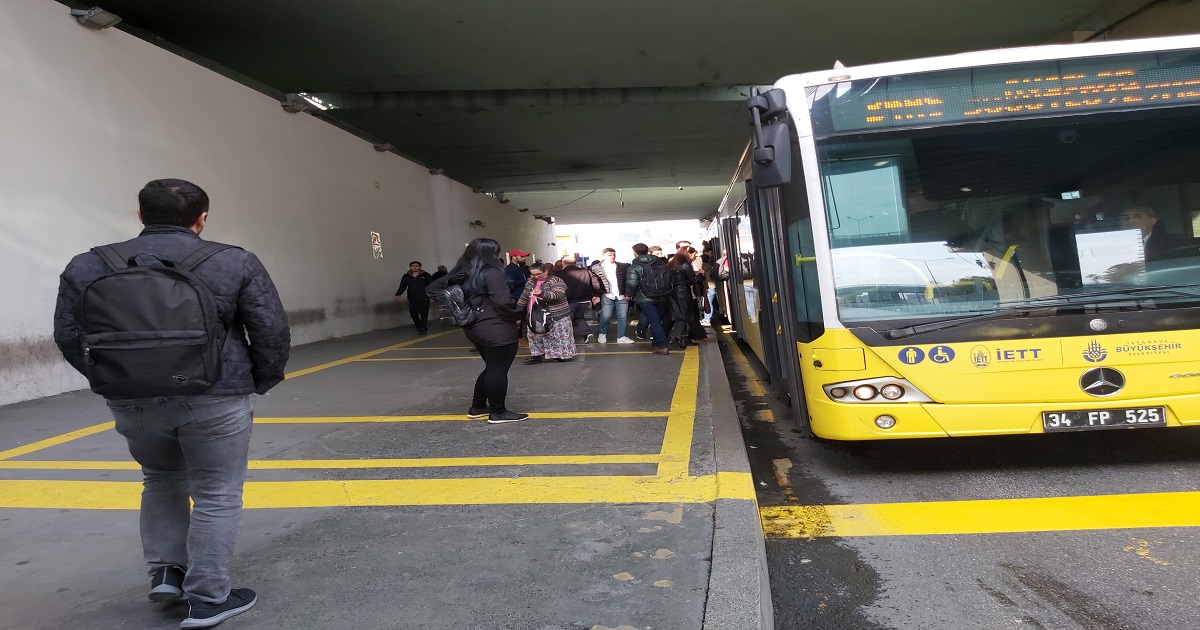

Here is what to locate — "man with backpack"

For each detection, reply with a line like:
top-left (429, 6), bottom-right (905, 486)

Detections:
top-left (625, 242), bottom-right (673, 355)
top-left (53, 178), bottom-right (290, 629)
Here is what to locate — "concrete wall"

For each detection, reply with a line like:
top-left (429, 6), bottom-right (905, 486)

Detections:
top-left (1058, 0), bottom-right (1200, 42)
top-left (0, 0), bottom-right (554, 406)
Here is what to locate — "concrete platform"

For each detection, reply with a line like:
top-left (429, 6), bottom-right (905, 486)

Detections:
top-left (0, 327), bottom-right (769, 630)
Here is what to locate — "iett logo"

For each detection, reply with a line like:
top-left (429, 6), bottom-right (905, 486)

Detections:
top-left (971, 345), bottom-right (990, 368)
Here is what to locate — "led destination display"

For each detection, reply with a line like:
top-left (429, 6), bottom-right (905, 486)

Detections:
top-left (821, 51), bottom-right (1200, 133)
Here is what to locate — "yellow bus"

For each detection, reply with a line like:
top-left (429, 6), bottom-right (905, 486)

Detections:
top-left (716, 34), bottom-right (1200, 439)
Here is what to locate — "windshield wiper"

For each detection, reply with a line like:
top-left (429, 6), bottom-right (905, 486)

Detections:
top-left (882, 284), bottom-right (1200, 340)
top-left (882, 304), bottom-right (1057, 340)
top-left (996, 284), bottom-right (1200, 309)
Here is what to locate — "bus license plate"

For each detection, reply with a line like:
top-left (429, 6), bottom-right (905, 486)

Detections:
top-left (1042, 407), bottom-right (1166, 432)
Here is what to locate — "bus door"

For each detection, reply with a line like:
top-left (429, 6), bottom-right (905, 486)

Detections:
top-left (745, 87), bottom-right (820, 424)
top-left (744, 180), bottom-right (787, 396)
top-left (720, 215), bottom-right (746, 340)
top-left (751, 179), bottom-right (812, 414)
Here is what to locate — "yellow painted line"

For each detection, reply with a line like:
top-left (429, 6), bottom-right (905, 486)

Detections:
top-left (725, 337), bottom-right (767, 397)
top-left (0, 453), bottom-right (662, 471)
top-left (4, 334), bottom-right (462, 458)
top-left (385, 346), bottom-right (476, 350)
top-left (284, 330), bottom-right (456, 379)
top-left (657, 346), bottom-right (699, 478)
top-left (0, 422), bottom-right (115, 462)
top-left (358, 351), bottom-right (652, 361)
top-left (357, 356), bottom-right (485, 361)
top-left (0, 471), bottom-right (757, 509)
top-left (253, 412), bottom-right (669, 423)
top-left (760, 491), bottom-right (1200, 538)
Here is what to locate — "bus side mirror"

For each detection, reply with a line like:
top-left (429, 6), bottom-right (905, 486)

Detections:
top-left (746, 88), bottom-right (792, 189)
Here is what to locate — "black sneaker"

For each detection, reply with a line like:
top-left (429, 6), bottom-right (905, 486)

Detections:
top-left (635, 331), bottom-right (647, 340)
top-left (181, 588), bottom-right (257, 629)
top-left (149, 566), bottom-right (185, 602)
top-left (466, 407), bottom-right (489, 419)
top-left (522, 356), bottom-right (543, 365)
top-left (487, 411), bottom-right (529, 424)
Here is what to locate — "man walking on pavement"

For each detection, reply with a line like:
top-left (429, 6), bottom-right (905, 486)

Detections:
top-left (395, 260), bottom-right (434, 334)
top-left (53, 178), bottom-right (290, 629)
top-left (557, 254), bottom-right (603, 343)
top-left (588, 248), bottom-right (633, 344)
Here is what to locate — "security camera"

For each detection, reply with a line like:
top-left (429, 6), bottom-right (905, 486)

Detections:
top-left (678, 186), bottom-right (685, 190)
top-left (1057, 128), bottom-right (1078, 144)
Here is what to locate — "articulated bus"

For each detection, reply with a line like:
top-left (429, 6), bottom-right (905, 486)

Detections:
top-left (714, 34), bottom-right (1200, 440)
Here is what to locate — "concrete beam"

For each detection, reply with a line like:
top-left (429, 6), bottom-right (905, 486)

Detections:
top-left (295, 85), bottom-right (760, 110)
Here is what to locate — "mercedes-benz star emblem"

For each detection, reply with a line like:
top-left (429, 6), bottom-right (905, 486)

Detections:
top-left (1080, 367), bottom-right (1125, 397)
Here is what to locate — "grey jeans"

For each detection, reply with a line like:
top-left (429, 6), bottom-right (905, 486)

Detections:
top-left (107, 394), bottom-right (254, 604)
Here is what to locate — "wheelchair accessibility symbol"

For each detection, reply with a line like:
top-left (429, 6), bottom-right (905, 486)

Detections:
top-left (899, 347), bottom-right (925, 365)
top-left (929, 345), bottom-right (955, 364)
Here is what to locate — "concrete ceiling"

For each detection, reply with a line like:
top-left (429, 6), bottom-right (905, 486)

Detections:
top-left (63, 0), bottom-right (1165, 223)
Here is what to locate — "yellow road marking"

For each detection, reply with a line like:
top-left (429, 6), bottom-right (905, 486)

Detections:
top-left (760, 491), bottom-right (1200, 538)
top-left (385, 346), bottom-right (476, 350)
top-left (0, 453), bottom-right (662, 471)
top-left (0, 472), bottom-right (757, 509)
top-left (358, 351), bottom-right (652, 361)
top-left (0, 422), bottom-right (115, 462)
top-left (657, 346), bottom-right (698, 478)
top-left (252, 412), bottom-right (669, 424)
top-left (284, 330), bottom-right (456, 379)
top-left (1, 334), bottom-right (459, 459)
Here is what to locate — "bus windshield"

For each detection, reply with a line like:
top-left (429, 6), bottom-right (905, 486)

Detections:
top-left (813, 107), bottom-right (1200, 326)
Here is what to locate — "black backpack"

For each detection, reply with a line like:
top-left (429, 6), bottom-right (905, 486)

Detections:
top-left (639, 260), bottom-right (674, 298)
top-left (79, 241), bottom-right (235, 398)
top-left (434, 283), bottom-right (482, 327)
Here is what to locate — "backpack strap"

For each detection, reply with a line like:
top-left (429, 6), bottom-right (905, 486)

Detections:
top-left (92, 244), bottom-right (138, 271)
top-left (175, 242), bottom-right (236, 272)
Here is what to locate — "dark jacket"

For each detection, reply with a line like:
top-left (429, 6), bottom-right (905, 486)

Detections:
top-left (517, 275), bottom-right (571, 321)
top-left (430, 269), bottom-right (448, 282)
top-left (666, 266), bottom-right (702, 322)
top-left (505, 262), bottom-right (530, 300)
top-left (558, 265), bottom-right (603, 303)
top-left (53, 225), bottom-right (291, 397)
top-left (1145, 224), bottom-right (1197, 262)
top-left (625, 254), bottom-right (667, 305)
top-left (395, 271), bottom-right (433, 301)
top-left (588, 260), bottom-right (629, 297)
top-left (428, 266), bottom-right (521, 347)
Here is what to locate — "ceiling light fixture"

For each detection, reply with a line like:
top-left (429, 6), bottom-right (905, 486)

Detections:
top-left (69, 6), bottom-right (122, 29)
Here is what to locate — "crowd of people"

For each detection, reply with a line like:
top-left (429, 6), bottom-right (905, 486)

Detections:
top-left (426, 238), bottom-right (717, 424)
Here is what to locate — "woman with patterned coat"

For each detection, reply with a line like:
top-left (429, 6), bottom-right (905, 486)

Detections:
top-left (517, 263), bottom-right (577, 363)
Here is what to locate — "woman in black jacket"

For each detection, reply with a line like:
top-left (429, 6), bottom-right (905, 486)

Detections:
top-left (427, 238), bottom-right (528, 424)
top-left (665, 246), bottom-right (703, 349)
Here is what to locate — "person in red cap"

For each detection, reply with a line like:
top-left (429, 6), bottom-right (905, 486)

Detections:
top-left (505, 249), bottom-right (531, 299)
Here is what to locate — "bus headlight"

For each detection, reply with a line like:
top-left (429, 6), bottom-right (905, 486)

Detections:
top-left (875, 415), bottom-right (897, 429)
top-left (823, 377), bottom-right (933, 403)
top-left (853, 385), bottom-right (878, 400)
